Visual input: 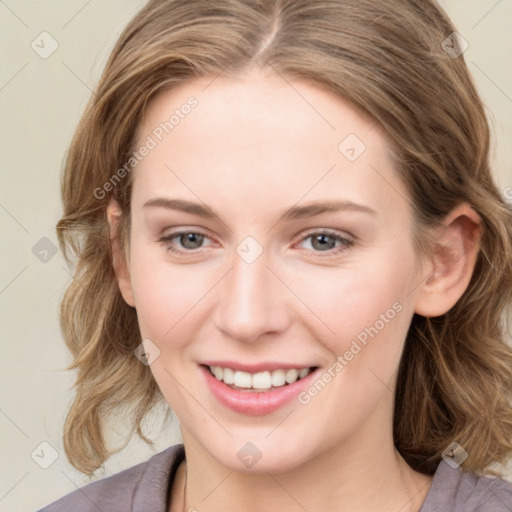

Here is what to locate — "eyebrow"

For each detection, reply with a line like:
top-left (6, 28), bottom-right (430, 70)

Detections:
top-left (143, 197), bottom-right (377, 222)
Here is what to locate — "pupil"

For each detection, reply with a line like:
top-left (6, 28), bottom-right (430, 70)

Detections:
top-left (182, 233), bottom-right (203, 249)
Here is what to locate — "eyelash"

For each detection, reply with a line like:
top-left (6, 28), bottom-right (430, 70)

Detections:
top-left (158, 229), bottom-right (354, 258)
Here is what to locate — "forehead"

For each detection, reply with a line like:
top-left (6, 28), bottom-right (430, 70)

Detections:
top-left (131, 68), bottom-right (409, 221)
top-left (138, 68), bottom-right (379, 150)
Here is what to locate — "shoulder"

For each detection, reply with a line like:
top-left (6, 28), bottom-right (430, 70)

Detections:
top-left (35, 443), bottom-right (185, 512)
top-left (420, 459), bottom-right (512, 512)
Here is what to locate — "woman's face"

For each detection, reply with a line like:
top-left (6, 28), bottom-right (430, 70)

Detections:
top-left (118, 67), bottom-right (429, 472)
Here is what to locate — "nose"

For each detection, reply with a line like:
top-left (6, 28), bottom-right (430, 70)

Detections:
top-left (213, 245), bottom-right (291, 344)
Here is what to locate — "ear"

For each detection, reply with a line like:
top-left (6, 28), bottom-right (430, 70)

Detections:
top-left (414, 202), bottom-right (482, 318)
top-left (106, 197), bottom-right (135, 307)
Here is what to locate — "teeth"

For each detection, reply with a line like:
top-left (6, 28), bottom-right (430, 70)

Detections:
top-left (285, 369), bottom-right (298, 383)
top-left (223, 367), bottom-right (234, 384)
top-left (208, 365), bottom-right (313, 390)
top-left (234, 370), bottom-right (253, 388)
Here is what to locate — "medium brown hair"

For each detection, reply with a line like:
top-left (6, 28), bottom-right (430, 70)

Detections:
top-left (56, 0), bottom-right (512, 477)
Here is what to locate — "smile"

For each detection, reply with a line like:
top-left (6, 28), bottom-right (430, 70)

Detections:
top-left (208, 365), bottom-right (315, 391)
top-left (200, 363), bottom-right (321, 416)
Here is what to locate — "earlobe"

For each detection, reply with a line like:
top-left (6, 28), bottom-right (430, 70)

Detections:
top-left (106, 197), bottom-right (136, 308)
top-left (414, 203), bottom-right (482, 318)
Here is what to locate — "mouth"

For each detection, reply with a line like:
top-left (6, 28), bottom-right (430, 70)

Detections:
top-left (199, 363), bottom-right (321, 416)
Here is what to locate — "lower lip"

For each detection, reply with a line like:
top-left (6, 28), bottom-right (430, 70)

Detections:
top-left (200, 365), bottom-right (319, 416)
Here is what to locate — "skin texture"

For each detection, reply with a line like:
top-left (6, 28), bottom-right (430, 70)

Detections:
top-left (108, 67), bottom-right (482, 512)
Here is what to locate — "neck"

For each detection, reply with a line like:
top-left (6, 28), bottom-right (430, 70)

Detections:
top-left (171, 401), bottom-right (433, 512)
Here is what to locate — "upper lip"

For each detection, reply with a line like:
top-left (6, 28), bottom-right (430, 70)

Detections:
top-left (201, 361), bottom-right (318, 373)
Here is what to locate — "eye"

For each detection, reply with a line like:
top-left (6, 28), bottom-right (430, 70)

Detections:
top-left (158, 229), bottom-right (355, 258)
top-left (295, 230), bottom-right (354, 257)
top-left (158, 230), bottom-right (214, 255)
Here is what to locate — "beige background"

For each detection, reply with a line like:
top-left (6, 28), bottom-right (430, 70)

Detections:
top-left (1, 1), bottom-right (511, 511)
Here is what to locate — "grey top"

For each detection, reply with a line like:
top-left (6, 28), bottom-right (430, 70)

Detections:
top-left (36, 443), bottom-right (512, 511)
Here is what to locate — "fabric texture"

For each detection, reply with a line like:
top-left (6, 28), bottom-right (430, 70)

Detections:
top-left (36, 443), bottom-right (512, 511)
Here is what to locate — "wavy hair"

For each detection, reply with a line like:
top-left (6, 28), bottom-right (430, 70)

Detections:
top-left (56, 0), bottom-right (512, 477)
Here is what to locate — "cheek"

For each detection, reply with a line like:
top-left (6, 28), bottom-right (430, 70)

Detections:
top-left (291, 251), bottom-right (415, 356)
top-left (293, 261), bottom-right (414, 425)
top-left (128, 247), bottom-right (222, 346)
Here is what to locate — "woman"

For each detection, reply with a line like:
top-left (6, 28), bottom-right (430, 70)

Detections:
top-left (38, 0), bottom-right (512, 510)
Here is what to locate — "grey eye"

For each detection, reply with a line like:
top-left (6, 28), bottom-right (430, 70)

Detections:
top-left (309, 233), bottom-right (338, 251)
top-left (178, 232), bottom-right (205, 250)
